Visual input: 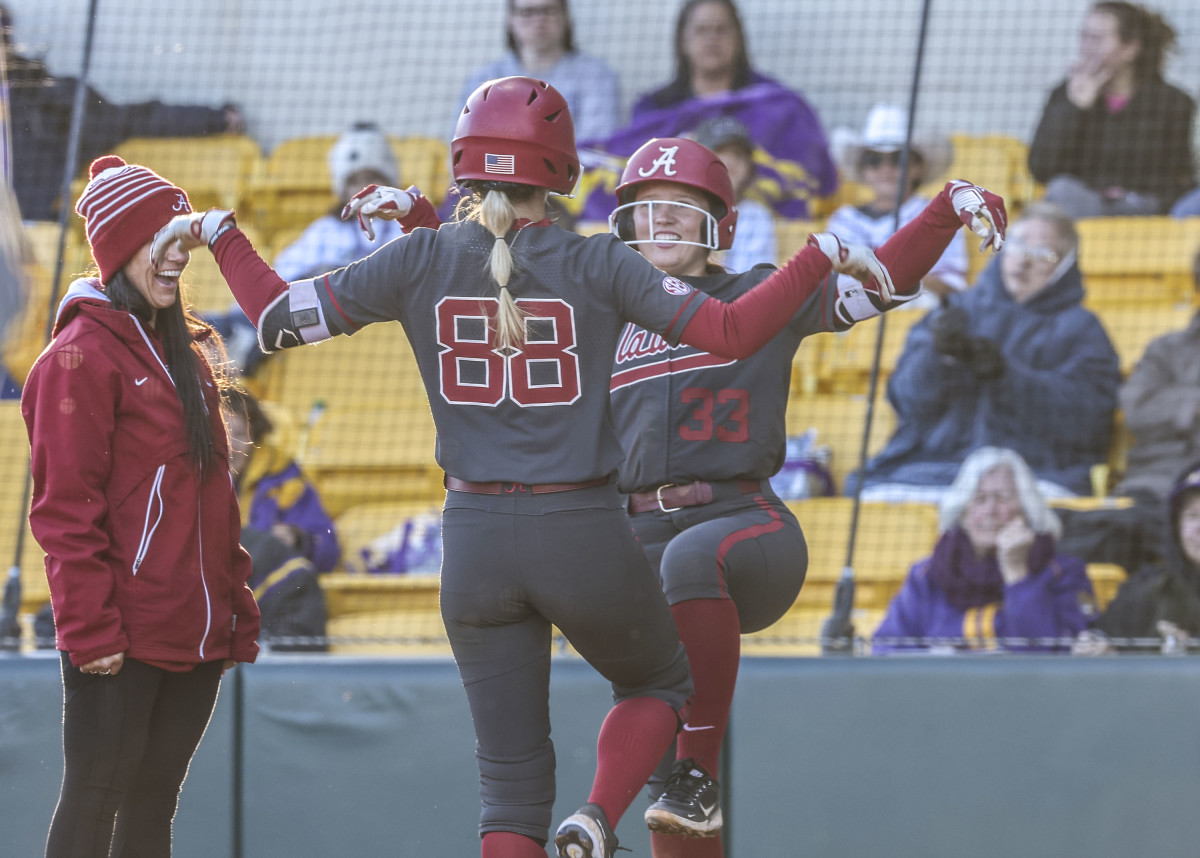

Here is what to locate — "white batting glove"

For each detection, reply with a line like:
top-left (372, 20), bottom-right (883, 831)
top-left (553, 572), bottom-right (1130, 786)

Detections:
top-left (945, 179), bottom-right (1007, 252)
top-left (808, 232), bottom-right (897, 302)
top-left (151, 209), bottom-right (235, 266)
top-left (341, 184), bottom-right (417, 241)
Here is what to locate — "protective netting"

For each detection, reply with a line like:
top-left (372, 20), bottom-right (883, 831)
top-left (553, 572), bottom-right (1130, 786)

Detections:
top-left (3, 0), bottom-right (1200, 656)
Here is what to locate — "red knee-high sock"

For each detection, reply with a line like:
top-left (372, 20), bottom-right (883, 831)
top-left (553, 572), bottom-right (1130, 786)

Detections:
top-left (652, 830), bottom-right (726, 858)
top-left (481, 831), bottom-right (546, 858)
top-left (672, 598), bottom-right (741, 776)
top-left (587, 696), bottom-right (680, 828)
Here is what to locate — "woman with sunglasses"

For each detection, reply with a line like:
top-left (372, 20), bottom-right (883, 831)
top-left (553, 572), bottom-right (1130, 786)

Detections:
top-left (827, 103), bottom-right (966, 307)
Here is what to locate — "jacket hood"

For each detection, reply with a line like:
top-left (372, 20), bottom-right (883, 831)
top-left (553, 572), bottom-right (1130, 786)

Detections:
top-left (972, 252), bottom-right (1085, 315)
top-left (53, 277), bottom-right (214, 346)
top-left (53, 278), bottom-right (144, 341)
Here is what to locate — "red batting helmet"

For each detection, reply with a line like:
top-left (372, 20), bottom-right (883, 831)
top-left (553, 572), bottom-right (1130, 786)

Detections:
top-left (611, 137), bottom-right (739, 250)
top-left (451, 76), bottom-right (580, 196)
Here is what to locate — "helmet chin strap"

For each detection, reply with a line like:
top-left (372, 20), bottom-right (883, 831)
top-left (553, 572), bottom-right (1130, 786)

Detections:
top-left (607, 200), bottom-right (719, 251)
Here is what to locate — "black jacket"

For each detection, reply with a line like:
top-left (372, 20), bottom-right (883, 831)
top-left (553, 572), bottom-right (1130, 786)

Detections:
top-left (8, 56), bottom-right (227, 220)
top-left (1028, 77), bottom-right (1196, 206)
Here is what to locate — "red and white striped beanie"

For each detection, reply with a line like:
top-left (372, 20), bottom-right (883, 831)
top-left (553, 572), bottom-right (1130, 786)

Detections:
top-left (74, 155), bottom-right (192, 284)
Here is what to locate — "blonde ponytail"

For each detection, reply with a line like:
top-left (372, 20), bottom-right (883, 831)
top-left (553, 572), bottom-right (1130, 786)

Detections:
top-left (477, 189), bottom-right (527, 351)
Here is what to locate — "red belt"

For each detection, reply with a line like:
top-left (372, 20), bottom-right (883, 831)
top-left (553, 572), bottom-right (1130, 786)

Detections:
top-left (628, 480), bottom-right (762, 514)
top-left (444, 475), bottom-right (611, 495)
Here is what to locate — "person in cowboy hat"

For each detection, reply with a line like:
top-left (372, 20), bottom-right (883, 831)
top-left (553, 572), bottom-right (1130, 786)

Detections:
top-left (827, 103), bottom-right (964, 307)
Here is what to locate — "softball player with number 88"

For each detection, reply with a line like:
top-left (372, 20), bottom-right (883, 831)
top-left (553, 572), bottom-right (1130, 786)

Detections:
top-left (151, 76), bottom-right (1002, 858)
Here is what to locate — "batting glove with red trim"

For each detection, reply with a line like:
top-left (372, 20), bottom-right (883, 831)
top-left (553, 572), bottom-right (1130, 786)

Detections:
top-left (945, 179), bottom-right (1007, 252)
top-left (341, 184), bottom-right (417, 241)
top-left (151, 209), bottom-right (235, 266)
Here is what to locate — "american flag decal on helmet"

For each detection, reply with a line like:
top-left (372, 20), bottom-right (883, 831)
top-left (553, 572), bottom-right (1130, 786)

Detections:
top-left (484, 154), bottom-right (516, 175)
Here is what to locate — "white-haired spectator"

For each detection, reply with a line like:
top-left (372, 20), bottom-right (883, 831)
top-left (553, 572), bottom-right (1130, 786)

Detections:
top-left (873, 447), bottom-right (1097, 653)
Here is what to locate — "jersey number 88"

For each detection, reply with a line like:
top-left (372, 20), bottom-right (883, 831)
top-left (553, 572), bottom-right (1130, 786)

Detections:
top-left (436, 297), bottom-right (582, 407)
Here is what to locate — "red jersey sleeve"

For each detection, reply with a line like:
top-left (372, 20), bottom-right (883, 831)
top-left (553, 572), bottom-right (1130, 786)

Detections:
top-left (678, 244), bottom-right (833, 359)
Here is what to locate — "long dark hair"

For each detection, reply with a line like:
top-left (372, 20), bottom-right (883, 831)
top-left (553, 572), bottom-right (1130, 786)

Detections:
top-left (654, 0), bottom-right (752, 108)
top-left (105, 270), bottom-right (227, 471)
top-left (1092, 1), bottom-right (1177, 84)
top-left (506, 0), bottom-right (575, 54)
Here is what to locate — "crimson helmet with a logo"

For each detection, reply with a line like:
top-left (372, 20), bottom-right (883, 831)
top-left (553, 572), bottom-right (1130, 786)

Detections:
top-left (451, 76), bottom-right (580, 196)
top-left (610, 137), bottom-right (739, 251)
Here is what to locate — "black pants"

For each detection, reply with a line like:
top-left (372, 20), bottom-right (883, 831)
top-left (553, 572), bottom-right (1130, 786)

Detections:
top-left (46, 654), bottom-right (224, 858)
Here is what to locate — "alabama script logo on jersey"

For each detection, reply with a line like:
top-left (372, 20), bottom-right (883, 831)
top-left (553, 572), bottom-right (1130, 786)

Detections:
top-left (611, 323), bottom-right (735, 392)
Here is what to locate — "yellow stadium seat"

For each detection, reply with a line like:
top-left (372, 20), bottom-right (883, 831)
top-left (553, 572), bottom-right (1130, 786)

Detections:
top-left (785, 393), bottom-right (895, 494)
top-left (1093, 303), bottom-right (1194, 376)
top-left (773, 219), bottom-right (823, 267)
top-left (248, 134), bottom-right (450, 242)
top-left (320, 573), bottom-right (450, 655)
top-left (1086, 563), bottom-right (1124, 611)
top-left (0, 403), bottom-right (50, 616)
top-left (258, 322), bottom-right (428, 414)
top-left (388, 136), bottom-right (452, 206)
top-left (812, 308), bottom-right (926, 395)
top-left (920, 134), bottom-right (1035, 209)
top-left (298, 406), bottom-right (442, 516)
top-left (113, 134), bottom-right (262, 214)
top-left (1077, 217), bottom-right (1200, 307)
top-left (769, 499), bottom-right (938, 644)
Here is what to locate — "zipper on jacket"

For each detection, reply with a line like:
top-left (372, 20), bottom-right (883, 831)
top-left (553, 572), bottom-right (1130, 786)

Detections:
top-left (132, 465), bottom-right (166, 574)
top-left (196, 499), bottom-right (213, 661)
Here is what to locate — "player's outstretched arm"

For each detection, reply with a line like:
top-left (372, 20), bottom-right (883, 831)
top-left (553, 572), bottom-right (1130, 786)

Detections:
top-left (342, 184), bottom-right (443, 239)
top-left (873, 180), bottom-right (1006, 291)
top-left (152, 211), bottom-right (330, 353)
top-left (677, 243), bottom-right (834, 359)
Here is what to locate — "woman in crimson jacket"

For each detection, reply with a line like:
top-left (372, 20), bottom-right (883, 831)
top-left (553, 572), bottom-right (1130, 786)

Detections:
top-left (21, 155), bottom-right (260, 858)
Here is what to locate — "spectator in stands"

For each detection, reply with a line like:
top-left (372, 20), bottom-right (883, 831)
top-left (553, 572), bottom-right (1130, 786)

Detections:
top-left (873, 446), bottom-right (1097, 653)
top-left (273, 123), bottom-right (404, 282)
top-left (1027, 1), bottom-right (1195, 218)
top-left (690, 115), bottom-right (776, 272)
top-left (1114, 246), bottom-right (1200, 505)
top-left (852, 203), bottom-right (1121, 501)
top-left (571, 0), bottom-right (836, 221)
top-left (2, 2), bottom-right (243, 221)
top-left (222, 386), bottom-right (341, 575)
top-left (1076, 460), bottom-right (1200, 654)
top-left (1056, 244), bottom-right (1200, 573)
top-left (223, 386), bottom-right (329, 652)
top-left (459, 0), bottom-right (619, 144)
top-left (826, 103), bottom-right (966, 308)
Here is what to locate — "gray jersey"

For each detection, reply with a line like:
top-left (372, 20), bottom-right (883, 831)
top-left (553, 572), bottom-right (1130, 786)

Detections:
top-left (314, 220), bottom-right (707, 483)
top-left (611, 265), bottom-right (838, 492)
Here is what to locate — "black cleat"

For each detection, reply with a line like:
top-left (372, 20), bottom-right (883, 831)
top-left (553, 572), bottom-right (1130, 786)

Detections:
top-left (555, 802), bottom-right (620, 858)
top-left (644, 758), bottom-right (723, 838)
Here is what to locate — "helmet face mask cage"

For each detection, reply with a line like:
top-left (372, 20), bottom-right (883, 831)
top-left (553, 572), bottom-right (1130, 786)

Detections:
top-left (613, 137), bottom-right (739, 250)
top-left (608, 198), bottom-right (721, 251)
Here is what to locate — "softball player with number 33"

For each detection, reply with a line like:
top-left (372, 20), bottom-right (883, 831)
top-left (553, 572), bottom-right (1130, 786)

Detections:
top-left (607, 137), bottom-right (1007, 858)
